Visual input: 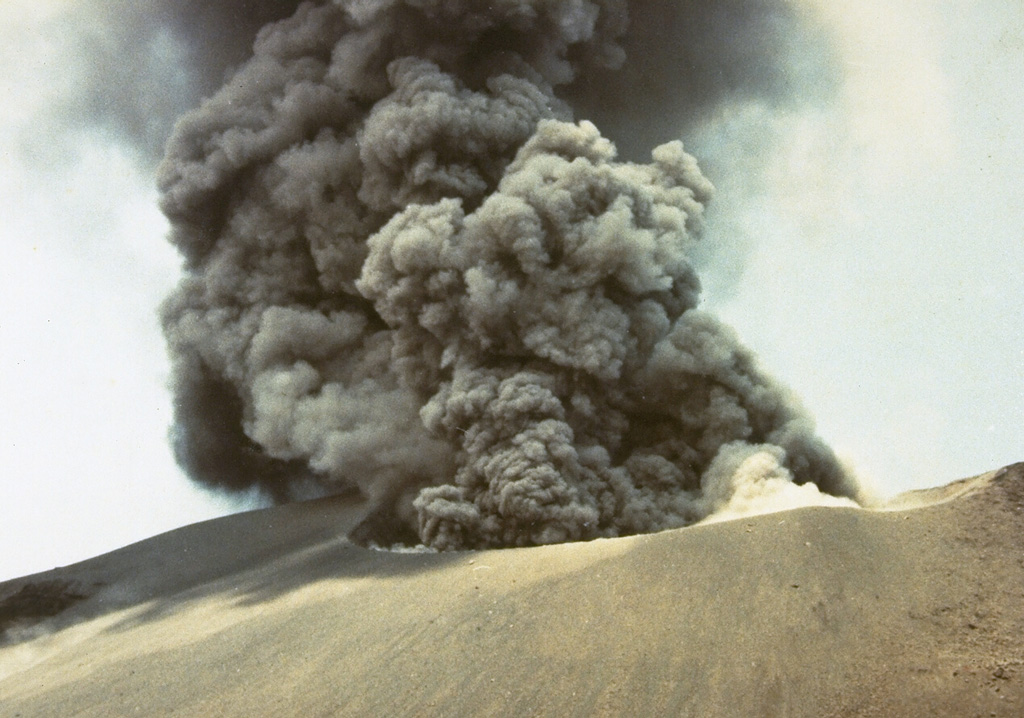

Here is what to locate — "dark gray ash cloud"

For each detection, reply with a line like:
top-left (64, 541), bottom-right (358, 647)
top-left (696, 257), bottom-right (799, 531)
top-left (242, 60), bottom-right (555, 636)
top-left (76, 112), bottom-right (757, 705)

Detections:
top-left (153, 0), bottom-right (862, 549)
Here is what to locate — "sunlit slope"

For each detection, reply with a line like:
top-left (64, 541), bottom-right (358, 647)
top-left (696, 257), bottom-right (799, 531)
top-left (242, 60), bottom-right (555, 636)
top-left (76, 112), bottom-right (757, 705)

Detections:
top-left (1, 465), bottom-right (1021, 717)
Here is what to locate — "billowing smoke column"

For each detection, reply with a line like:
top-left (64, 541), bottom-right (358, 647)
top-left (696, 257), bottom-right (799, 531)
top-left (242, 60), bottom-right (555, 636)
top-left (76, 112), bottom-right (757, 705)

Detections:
top-left (159, 0), bottom-right (860, 549)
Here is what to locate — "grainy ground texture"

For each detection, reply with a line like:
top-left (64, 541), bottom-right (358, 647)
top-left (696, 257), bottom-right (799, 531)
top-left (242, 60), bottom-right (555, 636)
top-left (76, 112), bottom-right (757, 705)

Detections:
top-left (1, 464), bottom-right (1021, 717)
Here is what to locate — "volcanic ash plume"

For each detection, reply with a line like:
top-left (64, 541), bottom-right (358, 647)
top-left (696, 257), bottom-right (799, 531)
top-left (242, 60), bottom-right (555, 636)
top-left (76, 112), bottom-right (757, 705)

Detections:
top-left (158, 0), bottom-right (861, 550)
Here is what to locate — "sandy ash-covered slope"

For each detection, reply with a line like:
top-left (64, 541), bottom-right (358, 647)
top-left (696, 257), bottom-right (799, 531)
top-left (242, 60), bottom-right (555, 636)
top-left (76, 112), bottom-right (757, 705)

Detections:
top-left (0, 464), bottom-right (1022, 717)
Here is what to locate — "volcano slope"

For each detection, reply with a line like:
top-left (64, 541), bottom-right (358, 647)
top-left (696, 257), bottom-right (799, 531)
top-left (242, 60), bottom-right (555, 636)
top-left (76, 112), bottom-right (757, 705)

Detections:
top-left (1, 463), bottom-right (1022, 717)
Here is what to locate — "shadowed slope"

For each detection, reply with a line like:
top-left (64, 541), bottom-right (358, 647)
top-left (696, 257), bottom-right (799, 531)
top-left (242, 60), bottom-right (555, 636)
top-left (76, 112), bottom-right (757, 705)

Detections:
top-left (0, 464), bottom-right (1021, 717)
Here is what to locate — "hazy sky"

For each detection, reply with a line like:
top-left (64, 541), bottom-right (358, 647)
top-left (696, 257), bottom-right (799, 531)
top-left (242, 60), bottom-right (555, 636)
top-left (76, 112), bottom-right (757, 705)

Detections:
top-left (1, 0), bottom-right (1021, 581)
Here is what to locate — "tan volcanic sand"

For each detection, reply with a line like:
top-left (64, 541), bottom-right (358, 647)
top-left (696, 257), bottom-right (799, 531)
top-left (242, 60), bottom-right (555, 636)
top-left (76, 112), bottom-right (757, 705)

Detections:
top-left (1, 464), bottom-right (1022, 717)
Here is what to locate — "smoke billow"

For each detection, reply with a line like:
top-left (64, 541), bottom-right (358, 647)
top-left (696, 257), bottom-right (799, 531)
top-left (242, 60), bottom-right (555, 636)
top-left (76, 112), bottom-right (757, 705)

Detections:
top-left (158, 0), bottom-right (862, 549)
top-left (31, 0), bottom-right (305, 164)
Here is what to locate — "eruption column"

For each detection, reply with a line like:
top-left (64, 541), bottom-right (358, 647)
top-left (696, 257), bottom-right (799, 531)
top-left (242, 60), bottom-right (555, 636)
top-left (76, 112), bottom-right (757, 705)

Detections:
top-left (158, 0), bottom-right (860, 549)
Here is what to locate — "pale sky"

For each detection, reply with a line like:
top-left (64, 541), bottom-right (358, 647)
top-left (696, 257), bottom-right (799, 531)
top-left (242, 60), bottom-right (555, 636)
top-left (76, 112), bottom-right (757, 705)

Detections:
top-left (1, 1), bottom-right (1021, 581)
top-left (700, 0), bottom-right (1024, 494)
